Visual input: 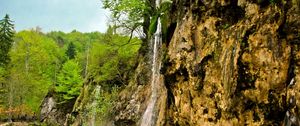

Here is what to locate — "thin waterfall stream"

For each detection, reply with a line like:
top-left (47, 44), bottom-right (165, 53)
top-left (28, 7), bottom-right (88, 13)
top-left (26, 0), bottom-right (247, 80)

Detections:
top-left (90, 85), bottom-right (101, 126)
top-left (141, 0), bottom-right (162, 125)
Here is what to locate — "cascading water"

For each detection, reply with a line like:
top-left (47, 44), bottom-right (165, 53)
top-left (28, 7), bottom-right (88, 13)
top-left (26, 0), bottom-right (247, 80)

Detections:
top-left (90, 85), bottom-right (101, 126)
top-left (141, 0), bottom-right (162, 125)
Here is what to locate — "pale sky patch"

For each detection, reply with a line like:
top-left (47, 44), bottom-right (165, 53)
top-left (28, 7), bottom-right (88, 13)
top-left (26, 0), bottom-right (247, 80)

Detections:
top-left (0, 0), bottom-right (110, 33)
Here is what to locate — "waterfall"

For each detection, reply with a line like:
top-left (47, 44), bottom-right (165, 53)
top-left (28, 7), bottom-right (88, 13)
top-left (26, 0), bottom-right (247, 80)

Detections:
top-left (141, 0), bottom-right (162, 125)
top-left (90, 85), bottom-right (101, 126)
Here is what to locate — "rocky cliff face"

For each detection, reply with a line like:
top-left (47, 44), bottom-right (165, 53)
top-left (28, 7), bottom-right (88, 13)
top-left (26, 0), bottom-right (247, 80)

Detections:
top-left (40, 91), bottom-right (75, 125)
top-left (114, 0), bottom-right (300, 125)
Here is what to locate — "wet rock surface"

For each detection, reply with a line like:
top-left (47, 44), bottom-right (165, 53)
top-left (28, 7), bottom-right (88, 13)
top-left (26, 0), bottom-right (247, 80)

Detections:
top-left (114, 0), bottom-right (300, 125)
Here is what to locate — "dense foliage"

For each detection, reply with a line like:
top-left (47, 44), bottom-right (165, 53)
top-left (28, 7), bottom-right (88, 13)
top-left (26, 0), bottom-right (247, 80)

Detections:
top-left (89, 28), bottom-right (141, 90)
top-left (0, 25), bottom-right (141, 120)
top-left (0, 0), bottom-right (146, 122)
top-left (9, 30), bottom-right (60, 112)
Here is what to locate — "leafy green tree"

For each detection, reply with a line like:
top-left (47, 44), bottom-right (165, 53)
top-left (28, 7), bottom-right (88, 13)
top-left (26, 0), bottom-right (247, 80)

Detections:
top-left (102, 0), bottom-right (172, 57)
top-left (0, 14), bottom-right (14, 67)
top-left (102, 0), bottom-right (172, 34)
top-left (56, 60), bottom-right (83, 101)
top-left (66, 42), bottom-right (76, 59)
top-left (102, 0), bottom-right (153, 37)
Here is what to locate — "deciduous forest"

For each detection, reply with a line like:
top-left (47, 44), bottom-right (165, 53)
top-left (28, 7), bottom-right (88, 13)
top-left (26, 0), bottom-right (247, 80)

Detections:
top-left (0, 12), bottom-right (141, 125)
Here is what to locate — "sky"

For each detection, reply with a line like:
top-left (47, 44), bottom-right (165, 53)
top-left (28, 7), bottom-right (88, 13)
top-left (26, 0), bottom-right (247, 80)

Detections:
top-left (0, 0), bottom-right (110, 33)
